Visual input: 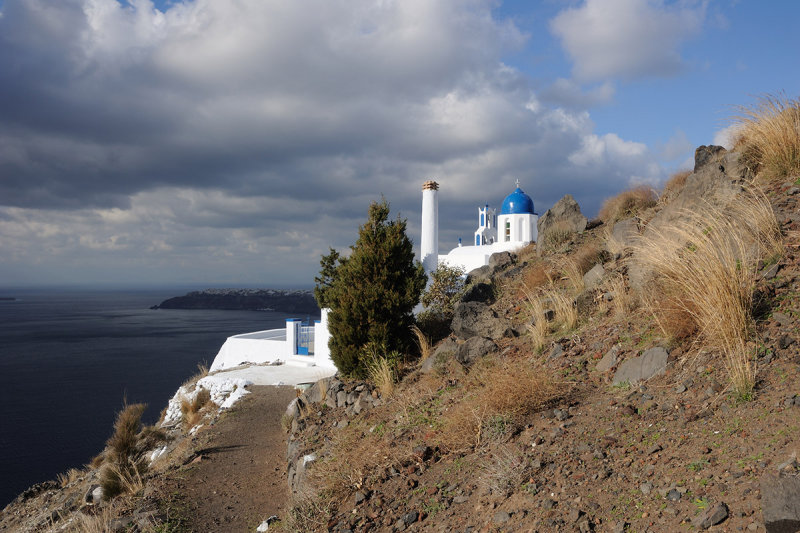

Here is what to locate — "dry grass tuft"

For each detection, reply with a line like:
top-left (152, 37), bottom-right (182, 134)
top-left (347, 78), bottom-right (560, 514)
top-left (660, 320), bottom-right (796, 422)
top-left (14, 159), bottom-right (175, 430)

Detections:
top-left (57, 468), bottom-right (83, 488)
top-left (598, 186), bottom-right (658, 224)
top-left (540, 220), bottom-right (574, 251)
top-left (411, 324), bottom-right (432, 361)
top-left (734, 93), bottom-right (800, 180)
top-left (478, 445), bottom-right (529, 497)
top-left (633, 187), bottom-right (782, 398)
top-left (99, 402), bottom-right (167, 501)
top-left (368, 355), bottom-right (397, 397)
top-left (660, 170), bottom-right (692, 205)
top-left (602, 273), bottom-right (634, 317)
top-left (180, 387), bottom-right (212, 429)
top-left (439, 357), bottom-right (564, 451)
top-left (284, 492), bottom-right (334, 533)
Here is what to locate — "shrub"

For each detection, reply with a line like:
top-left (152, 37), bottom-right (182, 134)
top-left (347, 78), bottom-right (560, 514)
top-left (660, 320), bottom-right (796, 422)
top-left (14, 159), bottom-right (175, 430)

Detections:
top-left (421, 263), bottom-right (466, 316)
top-left (634, 187), bottom-right (782, 398)
top-left (99, 402), bottom-right (166, 500)
top-left (734, 93), bottom-right (800, 180)
top-left (598, 186), bottom-right (658, 224)
top-left (315, 199), bottom-right (427, 378)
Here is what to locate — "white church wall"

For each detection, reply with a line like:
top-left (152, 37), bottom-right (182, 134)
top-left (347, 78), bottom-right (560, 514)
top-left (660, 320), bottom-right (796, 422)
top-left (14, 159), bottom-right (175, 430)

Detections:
top-left (313, 308), bottom-right (336, 369)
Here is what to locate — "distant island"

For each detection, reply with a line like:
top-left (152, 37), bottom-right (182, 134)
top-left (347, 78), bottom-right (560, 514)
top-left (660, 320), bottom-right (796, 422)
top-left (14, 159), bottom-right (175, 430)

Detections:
top-left (151, 288), bottom-right (319, 315)
top-left (0, 297), bottom-right (16, 301)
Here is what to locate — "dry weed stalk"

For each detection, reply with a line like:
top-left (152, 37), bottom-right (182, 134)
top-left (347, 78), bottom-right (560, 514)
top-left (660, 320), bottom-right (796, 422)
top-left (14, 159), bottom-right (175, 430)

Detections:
top-left (604, 274), bottom-right (633, 316)
top-left (634, 187), bottom-right (782, 398)
top-left (479, 444), bottom-right (528, 497)
top-left (411, 324), bottom-right (432, 361)
top-left (734, 93), bottom-right (800, 180)
top-left (559, 256), bottom-right (585, 295)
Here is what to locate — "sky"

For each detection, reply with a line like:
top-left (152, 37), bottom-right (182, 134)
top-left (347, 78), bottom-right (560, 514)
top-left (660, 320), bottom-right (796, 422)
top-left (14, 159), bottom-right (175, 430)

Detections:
top-left (0, 0), bottom-right (798, 288)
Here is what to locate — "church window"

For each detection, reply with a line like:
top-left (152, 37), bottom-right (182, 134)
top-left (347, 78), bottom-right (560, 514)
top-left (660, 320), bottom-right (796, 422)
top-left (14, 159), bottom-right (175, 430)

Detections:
top-left (504, 220), bottom-right (510, 242)
top-left (476, 235), bottom-right (480, 246)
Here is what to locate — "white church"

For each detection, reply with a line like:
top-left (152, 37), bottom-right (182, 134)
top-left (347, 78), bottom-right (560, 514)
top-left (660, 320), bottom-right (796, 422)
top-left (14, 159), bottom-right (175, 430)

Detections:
top-left (420, 180), bottom-right (538, 273)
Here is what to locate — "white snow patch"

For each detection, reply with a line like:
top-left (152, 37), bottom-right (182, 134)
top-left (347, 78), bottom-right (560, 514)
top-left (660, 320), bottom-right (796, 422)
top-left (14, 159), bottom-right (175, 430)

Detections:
top-left (160, 376), bottom-right (253, 428)
top-left (149, 445), bottom-right (168, 463)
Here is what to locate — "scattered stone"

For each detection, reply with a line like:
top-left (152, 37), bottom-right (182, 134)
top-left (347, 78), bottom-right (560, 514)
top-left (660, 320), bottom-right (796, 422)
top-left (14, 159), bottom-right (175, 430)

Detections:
top-left (612, 347), bottom-right (668, 385)
top-left (583, 263), bottom-right (606, 290)
top-left (647, 444), bottom-right (663, 455)
top-left (554, 408), bottom-right (569, 421)
top-left (610, 218), bottom-right (639, 251)
top-left (549, 343), bottom-right (564, 360)
top-left (762, 263), bottom-right (781, 280)
top-left (640, 483), bottom-right (653, 495)
top-left (492, 511), bottom-right (511, 524)
top-left (761, 474), bottom-right (800, 532)
top-left (772, 312), bottom-right (792, 326)
top-left (666, 489), bottom-right (681, 502)
top-left (675, 383), bottom-right (687, 394)
top-left (596, 345), bottom-right (620, 372)
top-left (460, 282), bottom-right (494, 304)
top-left (455, 336), bottom-right (497, 365)
top-left (612, 521), bottom-right (628, 533)
top-left (779, 335), bottom-right (796, 350)
top-left (452, 301), bottom-right (509, 340)
top-left (488, 251), bottom-right (514, 272)
top-left (354, 491), bottom-right (369, 505)
top-left (692, 502), bottom-right (729, 530)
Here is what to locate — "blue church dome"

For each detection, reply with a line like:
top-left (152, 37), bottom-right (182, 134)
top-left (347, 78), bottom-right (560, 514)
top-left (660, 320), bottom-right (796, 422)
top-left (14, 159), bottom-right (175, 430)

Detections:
top-left (500, 187), bottom-right (534, 215)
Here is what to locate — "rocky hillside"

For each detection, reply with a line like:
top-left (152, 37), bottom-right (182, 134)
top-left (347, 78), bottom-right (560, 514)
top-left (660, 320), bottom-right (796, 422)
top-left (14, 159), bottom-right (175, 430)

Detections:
top-left (283, 146), bottom-right (800, 532)
top-left (2, 141), bottom-right (798, 533)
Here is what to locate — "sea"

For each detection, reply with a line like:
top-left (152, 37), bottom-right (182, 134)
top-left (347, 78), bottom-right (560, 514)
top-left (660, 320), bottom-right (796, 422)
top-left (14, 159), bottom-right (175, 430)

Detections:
top-left (0, 287), bottom-right (315, 508)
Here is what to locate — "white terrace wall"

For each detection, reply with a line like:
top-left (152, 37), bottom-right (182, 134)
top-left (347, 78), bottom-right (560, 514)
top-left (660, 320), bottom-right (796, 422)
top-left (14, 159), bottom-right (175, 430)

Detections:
top-left (210, 312), bottom-right (337, 372)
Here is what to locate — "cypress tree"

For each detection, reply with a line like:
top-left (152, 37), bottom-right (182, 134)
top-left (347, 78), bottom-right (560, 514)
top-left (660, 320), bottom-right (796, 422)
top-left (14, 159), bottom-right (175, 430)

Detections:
top-left (314, 199), bottom-right (426, 377)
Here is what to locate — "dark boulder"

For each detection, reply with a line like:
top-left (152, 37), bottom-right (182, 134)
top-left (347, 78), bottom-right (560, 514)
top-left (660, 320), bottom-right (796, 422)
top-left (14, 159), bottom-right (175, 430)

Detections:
top-left (456, 336), bottom-right (497, 365)
top-left (460, 282), bottom-right (494, 304)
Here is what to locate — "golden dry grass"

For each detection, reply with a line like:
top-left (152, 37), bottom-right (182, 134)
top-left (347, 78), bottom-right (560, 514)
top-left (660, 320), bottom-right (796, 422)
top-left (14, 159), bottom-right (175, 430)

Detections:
top-left (411, 324), bottom-right (432, 361)
top-left (734, 93), bottom-right (800, 180)
top-left (57, 468), bottom-right (83, 488)
top-left (180, 387), bottom-right (212, 428)
top-left (540, 220), bottom-right (574, 252)
top-left (660, 169), bottom-right (692, 205)
top-left (598, 186), bottom-right (658, 224)
top-left (368, 356), bottom-right (396, 397)
top-left (438, 357), bottom-right (564, 451)
top-left (633, 187), bottom-right (782, 398)
top-left (602, 273), bottom-right (634, 317)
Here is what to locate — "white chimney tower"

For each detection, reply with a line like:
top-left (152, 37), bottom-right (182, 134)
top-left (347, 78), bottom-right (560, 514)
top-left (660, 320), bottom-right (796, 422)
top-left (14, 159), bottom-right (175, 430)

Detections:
top-left (420, 180), bottom-right (439, 274)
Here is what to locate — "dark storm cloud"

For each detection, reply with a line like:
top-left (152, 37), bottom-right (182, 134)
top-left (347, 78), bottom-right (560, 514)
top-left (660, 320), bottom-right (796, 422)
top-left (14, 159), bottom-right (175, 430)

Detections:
top-left (0, 0), bottom-right (666, 285)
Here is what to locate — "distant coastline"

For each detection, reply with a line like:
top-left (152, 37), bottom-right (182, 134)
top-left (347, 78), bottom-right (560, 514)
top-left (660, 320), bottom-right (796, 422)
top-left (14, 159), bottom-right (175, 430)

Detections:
top-left (0, 297), bottom-right (16, 301)
top-left (151, 288), bottom-right (319, 315)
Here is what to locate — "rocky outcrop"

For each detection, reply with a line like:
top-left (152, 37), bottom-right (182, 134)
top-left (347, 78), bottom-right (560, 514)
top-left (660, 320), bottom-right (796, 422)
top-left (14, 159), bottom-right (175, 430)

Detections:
top-left (630, 146), bottom-right (752, 288)
top-left (451, 301), bottom-right (511, 340)
top-left (152, 288), bottom-right (319, 314)
top-left (537, 194), bottom-right (588, 238)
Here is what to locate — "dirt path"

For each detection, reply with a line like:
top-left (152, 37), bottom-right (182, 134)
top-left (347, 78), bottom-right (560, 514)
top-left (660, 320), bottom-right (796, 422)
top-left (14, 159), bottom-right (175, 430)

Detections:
top-left (156, 385), bottom-right (297, 532)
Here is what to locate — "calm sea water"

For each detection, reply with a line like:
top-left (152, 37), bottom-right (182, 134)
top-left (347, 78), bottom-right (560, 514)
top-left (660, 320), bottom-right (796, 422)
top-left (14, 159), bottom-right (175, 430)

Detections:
top-left (0, 288), bottom-right (313, 508)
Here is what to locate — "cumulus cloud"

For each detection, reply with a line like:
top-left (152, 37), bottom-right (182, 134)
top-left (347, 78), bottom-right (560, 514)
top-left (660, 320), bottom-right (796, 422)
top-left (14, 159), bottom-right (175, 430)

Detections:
top-left (540, 78), bottom-right (616, 109)
top-left (550, 0), bottom-right (706, 81)
top-left (0, 0), bottom-right (667, 285)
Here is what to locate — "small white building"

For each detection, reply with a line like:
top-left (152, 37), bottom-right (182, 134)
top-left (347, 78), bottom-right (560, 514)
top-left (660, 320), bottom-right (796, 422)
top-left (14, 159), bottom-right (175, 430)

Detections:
top-left (421, 180), bottom-right (538, 273)
top-left (209, 309), bottom-right (336, 372)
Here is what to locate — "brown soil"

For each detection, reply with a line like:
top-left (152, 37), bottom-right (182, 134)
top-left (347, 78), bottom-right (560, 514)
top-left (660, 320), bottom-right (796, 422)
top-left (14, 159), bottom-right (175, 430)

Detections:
top-left (152, 385), bottom-right (296, 532)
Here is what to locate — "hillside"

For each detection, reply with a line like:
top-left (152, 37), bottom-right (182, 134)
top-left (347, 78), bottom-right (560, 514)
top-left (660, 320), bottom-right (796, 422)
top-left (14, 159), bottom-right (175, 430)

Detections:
top-left (281, 145), bottom-right (800, 532)
top-left (2, 96), bottom-right (799, 532)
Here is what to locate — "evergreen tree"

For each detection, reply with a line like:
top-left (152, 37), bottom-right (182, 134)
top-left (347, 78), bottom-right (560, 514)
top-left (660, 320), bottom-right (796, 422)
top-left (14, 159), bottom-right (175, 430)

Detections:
top-left (314, 199), bottom-right (426, 377)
